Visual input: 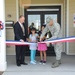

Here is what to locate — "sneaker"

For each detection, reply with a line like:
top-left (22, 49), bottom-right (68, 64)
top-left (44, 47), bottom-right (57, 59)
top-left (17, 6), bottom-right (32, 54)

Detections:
top-left (30, 61), bottom-right (36, 65)
top-left (43, 61), bottom-right (46, 65)
top-left (39, 60), bottom-right (43, 64)
top-left (34, 60), bottom-right (37, 63)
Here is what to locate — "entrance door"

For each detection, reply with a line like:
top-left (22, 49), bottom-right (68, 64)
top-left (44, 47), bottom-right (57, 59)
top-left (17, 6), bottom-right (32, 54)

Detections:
top-left (28, 15), bottom-right (41, 34)
top-left (24, 6), bottom-right (61, 56)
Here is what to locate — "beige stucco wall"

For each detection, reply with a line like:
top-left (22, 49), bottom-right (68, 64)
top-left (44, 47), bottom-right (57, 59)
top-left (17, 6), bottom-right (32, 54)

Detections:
top-left (68, 0), bottom-right (75, 54)
top-left (6, 28), bottom-right (15, 55)
top-left (5, 0), bottom-right (65, 55)
top-left (5, 0), bottom-right (17, 22)
top-left (20, 0), bottom-right (64, 15)
top-left (21, 0), bottom-right (64, 4)
top-left (5, 0), bottom-right (17, 55)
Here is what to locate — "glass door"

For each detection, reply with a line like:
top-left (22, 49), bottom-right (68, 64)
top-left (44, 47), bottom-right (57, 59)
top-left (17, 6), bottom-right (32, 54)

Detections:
top-left (28, 15), bottom-right (41, 34)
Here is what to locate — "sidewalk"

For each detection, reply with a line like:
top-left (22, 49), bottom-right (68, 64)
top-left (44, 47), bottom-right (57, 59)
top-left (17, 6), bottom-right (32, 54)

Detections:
top-left (3, 54), bottom-right (75, 75)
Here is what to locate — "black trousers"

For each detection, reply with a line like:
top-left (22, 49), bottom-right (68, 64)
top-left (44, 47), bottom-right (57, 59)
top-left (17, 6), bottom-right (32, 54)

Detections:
top-left (16, 45), bottom-right (26, 64)
top-left (15, 36), bottom-right (26, 64)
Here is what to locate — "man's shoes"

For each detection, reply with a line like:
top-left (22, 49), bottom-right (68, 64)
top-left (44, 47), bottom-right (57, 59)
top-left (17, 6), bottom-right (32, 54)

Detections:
top-left (17, 61), bottom-right (21, 66)
top-left (21, 62), bottom-right (28, 65)
top-left (17, 62), bottom-right (28, 66)
top-left (17, 63), bottom-right (21, 66)
top-left (51, 60), bottom-right (61, 68)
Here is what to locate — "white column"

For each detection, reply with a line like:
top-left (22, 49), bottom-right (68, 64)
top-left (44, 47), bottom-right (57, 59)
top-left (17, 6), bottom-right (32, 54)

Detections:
top-left (66, 0), bottom-right (69, 54)
top-left (0, 0), bottom-right (7, 71)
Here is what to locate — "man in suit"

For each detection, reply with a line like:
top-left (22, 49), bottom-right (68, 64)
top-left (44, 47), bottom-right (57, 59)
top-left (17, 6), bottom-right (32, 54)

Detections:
top-left (14, 15), bottom-right (28, 66)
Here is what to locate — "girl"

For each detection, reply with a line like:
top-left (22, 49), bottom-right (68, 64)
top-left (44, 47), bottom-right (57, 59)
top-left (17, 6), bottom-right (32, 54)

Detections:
top-left (38, 25), bottom-right (47, 65)
top-left (29, 28), bottom-right (38, 64)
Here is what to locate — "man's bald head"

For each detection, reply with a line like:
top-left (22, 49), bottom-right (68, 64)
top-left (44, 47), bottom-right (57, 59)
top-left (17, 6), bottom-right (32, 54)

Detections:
top-left (19, 15), bottom-right (25, 24)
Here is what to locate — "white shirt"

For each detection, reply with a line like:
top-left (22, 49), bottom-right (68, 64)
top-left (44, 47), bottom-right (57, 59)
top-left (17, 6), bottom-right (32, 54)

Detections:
top-left (29, 34), bottom-right (38, 50)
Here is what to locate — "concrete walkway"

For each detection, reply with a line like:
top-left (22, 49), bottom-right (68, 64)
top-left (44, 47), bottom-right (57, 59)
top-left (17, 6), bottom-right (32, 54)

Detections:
top-left (3, 54), bottom-right (75, 75)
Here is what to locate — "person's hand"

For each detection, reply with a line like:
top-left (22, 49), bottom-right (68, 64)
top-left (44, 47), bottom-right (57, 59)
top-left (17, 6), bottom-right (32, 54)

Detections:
top-left (51, 42), bottom-right (55, 45)
top-left (46, 42), bottom-right (50, 45)
top-left (36, 40), bottom-right (38, 43)
top-left (40, 38), bottom-right (43, 42)
top-left (20, 39), bottom-right (24, 42)
top-left (29, 39), bottom-right (32, 42)
top-left (26, 38), bottom-right (29, 41)
top-left (32, 41), bottom-right (36, 43)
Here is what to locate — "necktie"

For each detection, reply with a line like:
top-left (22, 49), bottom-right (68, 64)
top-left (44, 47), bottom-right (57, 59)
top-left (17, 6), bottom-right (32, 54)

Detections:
top-left (21, 24), bottom-right (25, 36)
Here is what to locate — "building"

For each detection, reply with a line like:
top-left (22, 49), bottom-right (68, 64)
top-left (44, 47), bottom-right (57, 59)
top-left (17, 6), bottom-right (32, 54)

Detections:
top-left (0, 0), bottom-right (75, 74)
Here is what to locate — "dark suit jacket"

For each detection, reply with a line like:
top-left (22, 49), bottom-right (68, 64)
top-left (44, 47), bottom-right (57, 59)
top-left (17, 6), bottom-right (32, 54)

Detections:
top-left (13, 22), bottom-right (25, 41)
